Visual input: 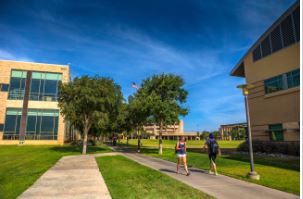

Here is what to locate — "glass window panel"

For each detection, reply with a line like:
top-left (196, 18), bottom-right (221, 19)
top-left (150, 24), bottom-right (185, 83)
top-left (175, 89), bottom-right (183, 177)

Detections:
top-left (54, 116), bottom-right (59, 134)
top-left (6, 108), bottom-right (21, 115)
top-left (41, 73), bottom-right (46, 79)
top-left (8, 77), bottom-right (22, 99)
top-left (41, 116), bottom-right (54, 133)
top-left (269, 124), bottom-right (284, 141)
top-left (43, 80), bottom-right (58, 101)
top-left (261, 36), bottom-right (271, 57)
top-left (252, 45), bottom-right (262, 61)
top-left (26, 116), bottom-right (37, 133)
top-left (46, 73), bottom-right (59, 80)
top-left (271, 26), bottom-right (283, 52)
top-left (30, 79), bottom-right (41, 100)
top-left (12, 70), bottom-right (27, 78)
top-left (287, 69), bottom-right (300, 88)
top-left (1, 84), bottom-right (9, 91)
top-left (36, 116), bottom-right (41, 134)
top-left (293, 7), bottom-right (300, 41)
top-left (264, 75), bottom-right (283, 94)
top-left (15, 115), bottom-right (21, 134)
top-left (32, 72), bottom-right (42, 79)
top-left (44, 80), bottom-right (57, 94)
top-left (4, 115), bottom-right (17, 132)
top-left (281, 15), bottom-right (295, 47)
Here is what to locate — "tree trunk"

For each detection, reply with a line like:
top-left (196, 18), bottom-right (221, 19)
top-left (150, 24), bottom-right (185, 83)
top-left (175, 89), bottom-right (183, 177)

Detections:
top-left (127, 136), bottom-right (129, 145)
top-left (137, 127), bottom-right (141, 152)
top-left (82, 125), bottom-right (88, 154)
top-left (159, 121), bottom-right (163, 155)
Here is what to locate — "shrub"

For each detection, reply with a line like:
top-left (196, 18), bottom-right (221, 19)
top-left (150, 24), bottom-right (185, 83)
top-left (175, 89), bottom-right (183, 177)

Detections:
top-left (238, 140), bottom-right (300, 156)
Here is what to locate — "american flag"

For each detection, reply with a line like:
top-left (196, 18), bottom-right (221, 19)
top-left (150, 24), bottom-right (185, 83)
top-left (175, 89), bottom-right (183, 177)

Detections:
top-left (132, 82), bottom-right (139, 89)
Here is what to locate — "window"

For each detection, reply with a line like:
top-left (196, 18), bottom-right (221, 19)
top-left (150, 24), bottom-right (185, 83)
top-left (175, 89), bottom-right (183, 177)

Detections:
top-left (3, 108), bottom-right (22, 140)
top-left (29, 72), bottom-right (62, 101)
top-left (293, 7), bottom-right (300, 41)
top-left (269, 124), bottom-right (284, 141)
top-left (286, 69), bottom-right (300, 88)
top-left (281, 15), bottom-right (295, 47)
top-left (0, 124), bottom-right (3, 131)
top-left (252, 45), bottom-right (262, 61)
top-left (8, 70), bottom-right (27, 100)
top-left (252, 5), bottom-right (299, 62)
top-left (270, 26), bottom-right (283, 53)
top-left (3, 108), bottom-right (59, 140)
top-left (0, 84), bottom-right (9, 91)
top-left (264, 75), bottom-right (283, 94)
top-left (261, 36), bottom-right (271, 57)
top-left (264, 69), bottom-right (300, 94)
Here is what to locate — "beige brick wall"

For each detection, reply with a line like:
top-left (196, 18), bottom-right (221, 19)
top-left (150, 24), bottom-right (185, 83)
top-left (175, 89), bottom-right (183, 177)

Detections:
top-left (0, 60), bottom-right (70, 145)
top-left (243, 43), bottom-right (300, 141)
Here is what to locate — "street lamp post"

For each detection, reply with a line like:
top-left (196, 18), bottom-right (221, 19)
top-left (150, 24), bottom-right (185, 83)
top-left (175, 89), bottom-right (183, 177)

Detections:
top-left (237, 84), bottom-right (260, 180)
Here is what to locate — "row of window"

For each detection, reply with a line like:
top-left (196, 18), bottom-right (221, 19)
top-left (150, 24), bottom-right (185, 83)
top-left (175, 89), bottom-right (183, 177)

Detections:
top-left (7, 70), bottom-right (62, 101)
top-left (253, 6), bottom-right (300, 61)
top-left (3, 108), bottom-right (59, 140)
top-left (264, 69), bottom-right (299, 94)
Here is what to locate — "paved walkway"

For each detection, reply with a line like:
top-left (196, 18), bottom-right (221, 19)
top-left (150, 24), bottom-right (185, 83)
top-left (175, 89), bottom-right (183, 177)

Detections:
top-left (19, 155), bottom-right (112, 199)
top-left (120, 152), bottom-right (299, 199)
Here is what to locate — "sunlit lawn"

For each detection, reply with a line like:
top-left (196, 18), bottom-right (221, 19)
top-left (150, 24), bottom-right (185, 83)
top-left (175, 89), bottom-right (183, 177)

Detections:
top-left (97, 155), bottom-right (213, 199)
top-left (0, 144), bottom-right (111, 199)
top-left (121, 139), bottom-right (244, 148)
top-left (139, 147), bottom-right (299, 195)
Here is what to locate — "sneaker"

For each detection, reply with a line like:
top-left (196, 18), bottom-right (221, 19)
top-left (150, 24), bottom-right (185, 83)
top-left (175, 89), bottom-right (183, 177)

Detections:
top-left (209, 170), bottom-right (214, 174)
top-left (186, 172), bottom-right (191, 176)
top-left (215, 172), bottom-right (219, 176)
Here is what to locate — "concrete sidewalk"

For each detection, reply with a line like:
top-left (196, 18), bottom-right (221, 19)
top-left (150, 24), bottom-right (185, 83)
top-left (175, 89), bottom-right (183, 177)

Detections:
top-left (122, 152), bottom-right (299, 199)
top-left (19, 155), bottom-right (111, 199)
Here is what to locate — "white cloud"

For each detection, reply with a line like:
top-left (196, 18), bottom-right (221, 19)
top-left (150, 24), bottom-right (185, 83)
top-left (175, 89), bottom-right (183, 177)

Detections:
top-left (0, 49), bottom-right (34, 62)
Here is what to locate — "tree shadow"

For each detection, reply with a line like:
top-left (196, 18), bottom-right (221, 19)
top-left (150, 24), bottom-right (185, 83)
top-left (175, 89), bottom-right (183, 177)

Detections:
top-left (50, 145), bottom-right (111, 154)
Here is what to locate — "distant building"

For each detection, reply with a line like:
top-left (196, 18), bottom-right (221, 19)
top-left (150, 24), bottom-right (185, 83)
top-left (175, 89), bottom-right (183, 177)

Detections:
top-left (144, 120), bottom-right (184, 136)
top-left (230, 2), bottom-right (300, 141)
top-left (219, 122), bottom-right (247, 140)
top-left (143, 120), bottom-right (198, 140)
top-left (0, 60), bottom-right (70, 145)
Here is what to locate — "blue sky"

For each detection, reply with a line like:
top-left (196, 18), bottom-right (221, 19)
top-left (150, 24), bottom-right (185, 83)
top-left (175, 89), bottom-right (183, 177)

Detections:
top-left (0, 0), bottom-right (296, 132)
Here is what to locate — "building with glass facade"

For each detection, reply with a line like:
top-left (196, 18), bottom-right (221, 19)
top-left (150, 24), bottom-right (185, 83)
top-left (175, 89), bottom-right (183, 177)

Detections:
top-left (0, 60), bottom-right (70, 145)
top-left (230, 2), bottom-right (300, 141)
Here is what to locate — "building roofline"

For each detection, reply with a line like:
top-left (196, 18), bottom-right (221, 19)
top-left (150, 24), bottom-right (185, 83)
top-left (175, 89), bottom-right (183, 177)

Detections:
top-left (0, 59), bottom-right (69, 67)
top-left (230, 1), bottom-right (300, 77)
top-left (220, 122), bottom-right (247, 127)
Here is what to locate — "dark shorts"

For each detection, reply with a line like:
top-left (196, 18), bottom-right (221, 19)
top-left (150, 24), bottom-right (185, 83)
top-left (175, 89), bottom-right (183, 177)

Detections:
top-left (208, 153), bottom-right (217, 162)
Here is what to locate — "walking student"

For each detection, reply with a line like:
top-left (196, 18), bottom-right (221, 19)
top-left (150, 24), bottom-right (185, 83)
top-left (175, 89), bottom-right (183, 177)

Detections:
top-left (175, 136), bottom-right (190, 176)
top-left (203, 133), bottom-right (220, 175)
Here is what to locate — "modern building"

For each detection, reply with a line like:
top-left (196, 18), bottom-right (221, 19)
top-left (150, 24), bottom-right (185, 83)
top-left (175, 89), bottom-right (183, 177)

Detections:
top-left (0, 60), bottom-right (70, 145)
top-left (230, 2), bottom-right (300, 141)
top-left (219, 122), bottom-right (247, 140)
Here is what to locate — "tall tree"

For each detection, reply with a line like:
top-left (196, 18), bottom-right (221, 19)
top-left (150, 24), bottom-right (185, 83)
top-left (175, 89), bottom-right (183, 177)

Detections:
top-left (58, 76), bottom-right (123, 154)
top-left (127, 95), bottom-right (150, 152)
top-left (139, 74), bottom-right (188, 154)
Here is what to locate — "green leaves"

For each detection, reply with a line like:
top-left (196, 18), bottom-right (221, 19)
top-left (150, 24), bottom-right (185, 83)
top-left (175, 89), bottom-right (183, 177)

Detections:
top-left (137, 73), bottom-right (188, 126)
top-left (58, 75), bottom-right (123, 135)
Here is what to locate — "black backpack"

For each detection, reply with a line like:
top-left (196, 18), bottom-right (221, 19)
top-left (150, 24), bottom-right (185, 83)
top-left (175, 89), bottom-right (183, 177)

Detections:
top-left (209, 140), bottom-right (219, 154)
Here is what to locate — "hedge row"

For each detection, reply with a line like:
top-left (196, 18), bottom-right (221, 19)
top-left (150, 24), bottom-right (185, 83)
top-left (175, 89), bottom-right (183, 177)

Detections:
top-left (238, 140), bottom-right (300, 156)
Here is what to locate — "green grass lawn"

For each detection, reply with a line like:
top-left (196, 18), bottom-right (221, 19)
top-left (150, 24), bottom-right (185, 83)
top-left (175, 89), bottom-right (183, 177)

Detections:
top-left (139, 148), bottom-right (299, 195)
top-left (120, 139), bottom-right (244, 148)
top-left (0, 144), bottom-right (111, 199)
top-left (96, 155), bottom-right (213, 199)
